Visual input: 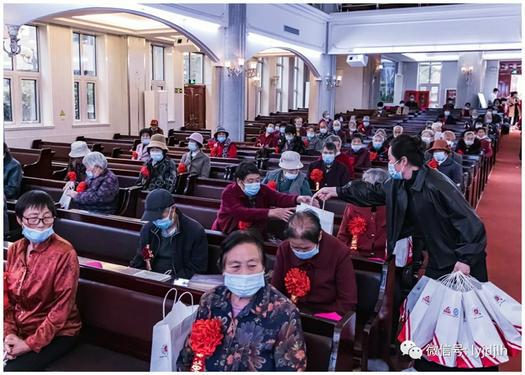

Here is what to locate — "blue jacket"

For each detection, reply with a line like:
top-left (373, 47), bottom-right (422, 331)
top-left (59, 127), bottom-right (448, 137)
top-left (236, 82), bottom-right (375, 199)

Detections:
top-left (4, 154), bottom-right (23, 200)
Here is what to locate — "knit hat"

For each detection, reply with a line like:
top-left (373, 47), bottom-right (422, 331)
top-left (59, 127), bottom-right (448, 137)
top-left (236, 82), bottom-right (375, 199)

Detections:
top-left (69, 141), bottom-right (90, 158)
top-left (213, 127), bottom-right (229, 139)
top-left (146, 134), bottom-right (168, 151)
top-left (279, 151), bottom-right (303, 170)
top-left (142, 189), bottom-right (175, 221)
top-left (186, 132), bottom-right (204, 147)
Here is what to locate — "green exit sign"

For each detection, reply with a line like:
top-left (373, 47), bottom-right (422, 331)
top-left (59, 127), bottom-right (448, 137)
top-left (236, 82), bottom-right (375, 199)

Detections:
top-left (190, 79), bottom-right (196, 84)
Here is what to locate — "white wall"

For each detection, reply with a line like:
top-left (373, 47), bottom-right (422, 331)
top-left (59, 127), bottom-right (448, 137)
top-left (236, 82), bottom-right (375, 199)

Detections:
top-left (440, 61), bottom-right (459, 105)
top-left (402, 62), bottom-right (418, 91)
top-left (334, 55), bottom-right (366, 112)
top-left (483, 60), bottom-right (500, 101)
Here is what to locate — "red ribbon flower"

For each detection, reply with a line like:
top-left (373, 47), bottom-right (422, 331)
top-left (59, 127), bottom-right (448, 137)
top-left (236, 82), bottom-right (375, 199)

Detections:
top-left (238, 221), bottom-right (252, 230)
top-left (266, 180), bottom-right (277, 190)
top-left (66, 171), bottom-right (77, 182)
top-left (369, 151), bottom-right (378, 161)
top-left (140, 165), bottom-right (150, 177)
top-left (189, 318), bottom-right (223, 372)
top-left (274, 146), bottom-right (280, 154)
top-left (142, 245), bottom-right (153, 271)
top-left (76, 181), bottom-right (88, 193)
top-left (131, 151), bottom-right (139, 160)
top-left (177, 162), bottom-right (187, 174)
top-left (427, 158), bottom-right (439, 169)
top-left (310, 168), bottom-right (324, 183)
top-left (285, 268), bottom-right (311, 304)
top-left (349, 216), bottom-right (367, 237)
top-left (303, 139), bottom-right (309, 147)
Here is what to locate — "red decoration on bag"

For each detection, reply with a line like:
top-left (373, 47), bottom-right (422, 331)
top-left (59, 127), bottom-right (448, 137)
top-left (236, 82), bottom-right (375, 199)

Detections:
top-left (76, 181), bottom-right (88, 193)
top-left (369, 152), bottom-right (378, 161)
top-left (177, 162), bottom-right (187, 173)
top-left (348, 216), bottom-right (367, 251)
top-left (285, 268), bottom-right (311, 304)
top-left (427, 158), bottom-right (439, 169)
top-left (140, 165), bottom-right (150, 177)
top-left (189, 318), bottom-right (223, 372)
top-left (131, 151), bottom-right (139, 160)
top-left (238, 221), bottom-right (252, 230)
top-left (66, 171), bottom-right (77, 182)
top-left (309, 168), bottom-right (324, 183)
top-left (266, 180), bottom-right (277, 190)
top-left (142, 245), bottom-right (153, 271)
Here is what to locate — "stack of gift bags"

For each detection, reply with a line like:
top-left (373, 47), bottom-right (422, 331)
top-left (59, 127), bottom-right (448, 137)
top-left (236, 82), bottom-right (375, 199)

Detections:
top-left (398, 272), bottom-right (521, 368)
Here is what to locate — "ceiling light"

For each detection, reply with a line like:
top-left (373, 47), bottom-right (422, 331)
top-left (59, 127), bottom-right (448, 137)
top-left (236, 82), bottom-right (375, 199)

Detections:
top-left (350, 43), bottom-right (522, 54)
top-left (403, 53), bottom-right (460, 62)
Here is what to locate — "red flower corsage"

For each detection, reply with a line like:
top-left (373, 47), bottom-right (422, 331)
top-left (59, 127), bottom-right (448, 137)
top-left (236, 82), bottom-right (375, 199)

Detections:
top-left (310, 168), bottom-right (324, 183)
top-left (140, 165), bottom-right (150, 177)
top-left (142, 245), bottom-right (153, 271)
top-left (274, 146), bottom-right (280, 154)
top-left (266, 180), bottom-right (277, 190)
top-left (131, 151), bottom-right (139, 160)
top-left (285, 268), bottom-right (310, 304)
top-left (427, 158), bottom-right (439, 169)
top-left (177, 162), bottom-right (187, 173)
top-left (66, 171), bottom-right (77, 182)
top-left (369, 151), bottom-right (378, 161)
top-left (76, 181), bottom-right (88, 193)
top-left (189, 318), bottom-right (223, 372)
top-left (238, 221), bottom-right (252, 230)
top-left (348, 215), bottom-right (367, 251)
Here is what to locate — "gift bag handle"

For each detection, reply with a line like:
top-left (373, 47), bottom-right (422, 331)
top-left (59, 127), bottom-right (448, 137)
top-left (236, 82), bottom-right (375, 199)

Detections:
top-left (162, 288), bottom-right (179, 318)
top-left (177, 291), bottom-right (195, 307)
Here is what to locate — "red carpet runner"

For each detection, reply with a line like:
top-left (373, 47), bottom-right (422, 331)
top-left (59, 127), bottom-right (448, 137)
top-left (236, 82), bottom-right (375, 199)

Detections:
top-left (476, 129), bottom-right (522, 371)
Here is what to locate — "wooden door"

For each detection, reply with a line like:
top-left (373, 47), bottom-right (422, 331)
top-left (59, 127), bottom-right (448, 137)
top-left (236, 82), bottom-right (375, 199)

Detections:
top-left (184, 85), bottom-right (206, 129)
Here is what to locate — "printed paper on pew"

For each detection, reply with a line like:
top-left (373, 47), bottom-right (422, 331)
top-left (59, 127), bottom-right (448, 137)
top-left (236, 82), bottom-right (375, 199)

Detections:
top-left (134, 270), bottom-right (172, 282)
top-left (296, 203), bottom-right (334, 234)
top-left (58, 181), bottom-right (75, 209)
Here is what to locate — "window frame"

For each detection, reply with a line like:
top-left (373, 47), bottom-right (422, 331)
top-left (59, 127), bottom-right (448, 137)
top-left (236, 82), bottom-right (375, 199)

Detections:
top-left (417, 62), bottom-right (442, 108)
top-left (255, 58), bottom-right (263, 116)
top-left (276, 56), bottom-right (284, 112)
top-left (151, 44), bottom-right (165, 89)
top-left (183, 51), bottom-right (205, 85)
top-left (73, 31), bottom-right (98, 123)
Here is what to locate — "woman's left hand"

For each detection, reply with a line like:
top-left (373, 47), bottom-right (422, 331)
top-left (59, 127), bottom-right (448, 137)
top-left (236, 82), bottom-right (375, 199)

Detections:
top-left (4, 335), bottom-right (31, 359)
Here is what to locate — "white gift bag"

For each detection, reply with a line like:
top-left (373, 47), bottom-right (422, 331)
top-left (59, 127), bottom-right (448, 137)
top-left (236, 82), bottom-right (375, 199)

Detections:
top-left (456, 313), bottom-right (484, 369)
top-left (399, 276), bottom-right (431, 325)
top-left (150, 289), bottom-right (199, 372)
top-left (393, 237), bottom-right (413, 267)
top-left (296, 203), bottom-right (334, 234)
top-left (58, 181), bottom-right (75, 209)
top-left (478, 282), bottom-right (522, 335)
top-left (463, 289), bottom-right (509, 367)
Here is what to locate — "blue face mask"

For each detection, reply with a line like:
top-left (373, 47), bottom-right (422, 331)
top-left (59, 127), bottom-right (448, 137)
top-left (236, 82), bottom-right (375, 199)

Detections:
top-left (285, 135), bottom-right (294, 141)
top-left (372, 142), bottom-right (382, 150)
top-left (292, 245), bottom-right (320, 260)
top-left (351, 145), bottom-right (362, 153)
top-left (388, 160), bottom-right (403, 180)
top-left (433, 151), bottom-right (447, 163)
top-left (86, 170), bottom-right (94, 179)
top-left (280, 128), bottom-right (286, 134)
top-left (307, 133), bottom-right (315, 139)
top-left (224, 271), bottom-right (265, 298)
top-left (153, 216), bottom-right (174, 230)
top-left (243, 182), bottom-right (261, 197)
top-left (141, 138), bottom-right (151, 145)
top-left (322, 153), bottom-right (335, 165)
top-left (22, 226), bottom-right (54, 244)
top-left (188, 142), bottom-right (198, 152)
top-left (284, 172), bottom-right (299, 180)
top-left (150, 151), bottom-right (164, 162)
top-left (217, 136), bottom-right (226, 143)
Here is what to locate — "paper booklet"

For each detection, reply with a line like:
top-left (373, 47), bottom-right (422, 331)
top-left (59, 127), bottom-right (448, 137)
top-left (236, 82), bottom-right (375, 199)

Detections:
top-left (133, 269), bottom-right (172, 282)
top-left (188, 274), bottom-right (224, 292)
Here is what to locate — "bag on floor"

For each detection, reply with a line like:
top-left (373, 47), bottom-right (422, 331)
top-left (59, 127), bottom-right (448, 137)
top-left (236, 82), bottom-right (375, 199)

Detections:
top-left (393, 237), bottom-right (413, 267)
top-left (150, 289), bottom-right (199, 372)
top-left (463, 289), bottom-right (509, 367)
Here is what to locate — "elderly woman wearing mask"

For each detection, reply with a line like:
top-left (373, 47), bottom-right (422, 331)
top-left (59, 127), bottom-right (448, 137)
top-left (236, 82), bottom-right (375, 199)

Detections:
top-left (304, 125), bottom-right (324, 155)
top-left (177, 230), bottom-right (307, 371)
top-left (135, 134), bottom-right (178, 192)
top-left (420, 129), bottom-right (435, 150)
top-left (66, 151), bottom-right (120, 214)
top-left (4, 191), bottom-right (81, 371)
top-left (262, 151), bottom-right (312, 196)
top-left (210, 127), bottom-right (238, 158)
top-left (456, 131), bottom-right (482, 156)
top-left (331, 120), bottom-right (348, 144)
top-left (180, 132), bottom-right (211, 178)
top-left (132, 128), bottom-right (153, 162)
top-left (368, 134), bottom-right (388, 161)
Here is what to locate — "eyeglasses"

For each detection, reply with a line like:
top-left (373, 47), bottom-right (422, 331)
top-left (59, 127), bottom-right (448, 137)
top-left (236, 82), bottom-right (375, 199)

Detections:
top-left (23, 216), bottom-right (55, 225)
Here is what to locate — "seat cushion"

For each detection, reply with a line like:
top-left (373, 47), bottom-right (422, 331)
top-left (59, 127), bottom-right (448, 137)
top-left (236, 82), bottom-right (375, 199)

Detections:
top-left (45, 342), bottom-right (149, 371)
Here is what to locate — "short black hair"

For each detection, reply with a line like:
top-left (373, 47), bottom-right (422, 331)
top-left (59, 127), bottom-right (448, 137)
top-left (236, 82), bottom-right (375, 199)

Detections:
top-left (219, 230), bottom-right (266, 271)
top-left (235, 161), bottom-right (260, 180)
top-left (285, 125), bottom-right (296, 135)
top-left (377, 101), bottom-right (384, 107)
top-left (390, 134), bottom-right (426, 167)
top-left (139, 128), bottom-right (153, 137)
top-left (351, 134), bottom-right (363, 142)
top-left (284, 210), bottom-right (322, 244)
top-left (493, 88), bottom-right (499, 92)
top-left (399, 100), bottom-right (405, 104)
top-left (323, 142), bottom-right (337, 153)
top-left (15, 190), bottom-right (57, 219)
top-left (465, 102), bottom-right (471, 106)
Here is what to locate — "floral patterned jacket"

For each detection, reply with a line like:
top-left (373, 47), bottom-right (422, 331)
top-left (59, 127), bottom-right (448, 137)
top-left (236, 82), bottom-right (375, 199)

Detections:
top-left (177, 284), bottom-right (307, 372)
top-left (135, 155), bottom-right (178, 192)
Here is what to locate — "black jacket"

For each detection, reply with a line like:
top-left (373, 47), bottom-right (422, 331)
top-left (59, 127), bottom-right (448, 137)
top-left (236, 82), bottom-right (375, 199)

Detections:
top-left (278, 136), bottom-right (305, 154)
top-left (130, 209), bottom-right (208, 279)
top-left (336, 166), bottom-right (486, 270)
top-left (436, 156), bottom-right (463, 188)
top-left (308, 159), bottom-right (351, 188)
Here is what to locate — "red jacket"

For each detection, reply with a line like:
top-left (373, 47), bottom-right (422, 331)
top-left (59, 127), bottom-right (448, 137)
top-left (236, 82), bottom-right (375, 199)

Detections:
top-left (271, 231), bottom-right (357, 315)
top-left (212, 183), bottom-right (298, 235)
top-left (256, 133), bottom-right (279, 148)
top-left (335, 153), bottom-right (354, 178)
top-left (347, 147), bottom-right (371, 171)
top-left (5, 235), bottom-right (82, 352)
top-left (209, 140), bottom-right (238, 158)
top-left (337, 204), bottom-right (387, 258)
top-left (479, 137), bottom-right (493, 158)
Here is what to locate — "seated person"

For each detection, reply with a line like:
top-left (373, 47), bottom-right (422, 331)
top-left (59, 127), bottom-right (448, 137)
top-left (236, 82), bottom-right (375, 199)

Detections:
top-left (307, 142), bottom-right (351, 189)
top-left (212, 161), bottom-right (312, 235)
top-left (210, 127), bottom-right (238, 158)
top-left (396, 100), bottom-right (409, 115)
top-left (420, 129), bottom-right (435, 150)
top-left (67, 151), bottom-right (119, 214)
top-left (272, 210), bottom-right (357, 316)
top-left (476, 127), bottom-right (494, 158)
top-left (434, 131), bottom-right (462, 164)
top-left (427, 140), bottom-right (463, 189)
top-left (405, 94), bottom-right (419, 111)
top-left (442, 109), bottom-right (457, 125)
top-left (262, 151), bottom-right (312, 196)
top-left (373, 101), bottom-right (387, 117)
top-left (64, 141), bottom-right (89, 183)
top-left (318, 110), bottom-right (333, 129)
top-left (493, 99), bottom-right (505, 114)
top-left (484, 107), bottom-right (502, 126)
top-left (368, 134), bottom-right (388, 161)
top-left (294, 116), bottom-right (306, 137)
top-left (385, 125), bottom-right (404, 146)
top-left (135, 134), bottom-right (178, 192)
top-left (357, 115), bottom-right (373, 136)
top-left (130, 189), bottom-right (207, 278)
top-left (278, 123), bottom-right (287, 138)
top-left (132, 128), bottom-right (153, 162)
top-left (256, 123), bottom-right (279, 148)
top-left (331, 120), bottom-right (348, 144)
top-left (326, 134), bottom-right (354, 177)
top-left (148, 119), bottom-right (164, 135)
top-left (347, 135), bottom-right (371, 171)
top-left (337, 169), bottom-right (388, 257)
top-left (178, 230), bottom-right (307, 371)
top-left (4, 143), bottom-right (23, 200)
top-left (317, 121), bottom-right (331, 144)
top-left (374, 128), bottom-right (387, 140)
top-left (442, 98), bottom-right (455, 111)
top-left (461, 102), bottom-right (472, 117)
top-left (180, 132), bottom-right (211, 178)
top-left (348, 120), bottom-right (358, 136)
top-left (5, 191), bottom-right (81, 371)
top-left (278, 125), bottom-right (305, 154)
top-left (431, 122), bottom-right (444, 140)
top-left (304, 125), bottom-right (324, 154)
top-left (456, 131), bottom-right (482, 155)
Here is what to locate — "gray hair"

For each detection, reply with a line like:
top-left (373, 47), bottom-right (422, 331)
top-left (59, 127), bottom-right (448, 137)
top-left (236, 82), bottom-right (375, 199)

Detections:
top-left (332, 120), bottom-right (341, 127)
top-left (362, 168), bottom-right (389, 184)
top-left (393, 125), bottom-right (404, 133)
top-left (82, 151), bottom-right (108, 169)
top-left (326, 134), bottom-right (342, 144)
top-left (421, 129), bottom-right (435, 138)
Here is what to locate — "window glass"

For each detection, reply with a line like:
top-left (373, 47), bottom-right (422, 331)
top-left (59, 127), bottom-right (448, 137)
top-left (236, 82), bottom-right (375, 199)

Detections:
top-left (3, 51), bottom-right (13, 71)
top-left (81, 34), bottom-right (96, 76)
top-left (4, 78), bottom-right (12, 122)
top-left (73, 32), bottom-right (81, 75)
top-left (87, 82), bottom-right (96, 120)
top-left (21, 79), bottom-right (38, 121)
top-left (418, 64), bottom-right (430, 84)
top-left (183, 52), bottom-right (189, 83)
top-left (152, 45), bottom-right (164, 81)
top-left (379, 60), bottom-right (396, 103)
top-left (74, 82), bottom-right (80, 120)
top-left (189, 53), bottom-right (203, 84)
top-left (15, 25), bottom-right (39, 72)
top-left (430, 64), bottom-right (442, 84)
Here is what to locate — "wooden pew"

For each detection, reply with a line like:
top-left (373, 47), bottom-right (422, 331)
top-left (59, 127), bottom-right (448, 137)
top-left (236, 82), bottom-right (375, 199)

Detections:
top-left (9, 147), bottom-right (54, 178)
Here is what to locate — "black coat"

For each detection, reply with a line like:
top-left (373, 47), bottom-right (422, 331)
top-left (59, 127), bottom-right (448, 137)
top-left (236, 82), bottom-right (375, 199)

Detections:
top-left (336, 166), bottom-right (487, 273)
top-left (278, 136), bottom-right (305, 154)
top-left (130, 208), bottom-right (208, 279)
top-left (436, 156), bottom-right (463, 188)
top-left (308, 159), bottom-right (351, 188)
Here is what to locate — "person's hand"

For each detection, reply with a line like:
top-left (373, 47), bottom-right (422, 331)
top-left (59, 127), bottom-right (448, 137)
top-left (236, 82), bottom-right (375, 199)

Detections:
top-left (296, 196), bottom-right (319, 207)
top-left (312, 187), bottom-right (338, 202)
top-left (66, 190), bottom-right (79, 199)
top-left (453, 261), bottom-right (471, 275)
top-left (268, 207), bottom-right (295, 222)
top-left (4, 334), bottom-right (17, 357)
top-left (4, 334), bottom-right (30, 360)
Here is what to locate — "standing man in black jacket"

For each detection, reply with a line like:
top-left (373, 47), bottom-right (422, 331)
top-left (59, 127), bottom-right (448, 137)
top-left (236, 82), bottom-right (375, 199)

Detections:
top-left (130, 189), bottom-right (208, 279)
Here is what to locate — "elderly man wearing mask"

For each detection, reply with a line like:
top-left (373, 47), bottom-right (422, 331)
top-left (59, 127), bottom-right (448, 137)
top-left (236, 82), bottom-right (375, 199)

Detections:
top-left (396, 100), bottom-right (410, 115)
top-left (262, 151), bottom-right (312, 196)
top-left (420, 129), bottom-right (435, 150)
top-left (307, 142), bottom-right (351, 189)
top-left (348, 135), bottom-right (371, 171)
top-left (427, 140), bottom-right (463, 189)
top-left (148, 119), bottom-right (164, 135)
top-left (357, 115), bottom-right (373, 136)
top-left (456, 131), bottom-right (482, 156)
top-left (319, 110), bottom-right (333, 129)
top-left (278, 125), bottom-right (305, 154)
top-left (294, 116), bottom-right (306, 137)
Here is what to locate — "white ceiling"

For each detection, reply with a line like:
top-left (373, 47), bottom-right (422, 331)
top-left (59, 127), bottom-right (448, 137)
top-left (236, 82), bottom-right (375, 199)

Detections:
top-left (382, 51), bottom-right (522, 63)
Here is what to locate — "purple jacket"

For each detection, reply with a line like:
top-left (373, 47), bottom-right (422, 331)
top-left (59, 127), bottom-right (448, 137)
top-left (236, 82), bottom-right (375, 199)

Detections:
top-left (74, 169), bottom-right (120, 214)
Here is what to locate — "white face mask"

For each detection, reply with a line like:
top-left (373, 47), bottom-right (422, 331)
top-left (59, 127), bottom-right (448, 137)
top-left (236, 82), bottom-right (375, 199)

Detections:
top-left (319, 128), bottom-right (328, 134)
top-left (333, 126), bottom-right (341, 131)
